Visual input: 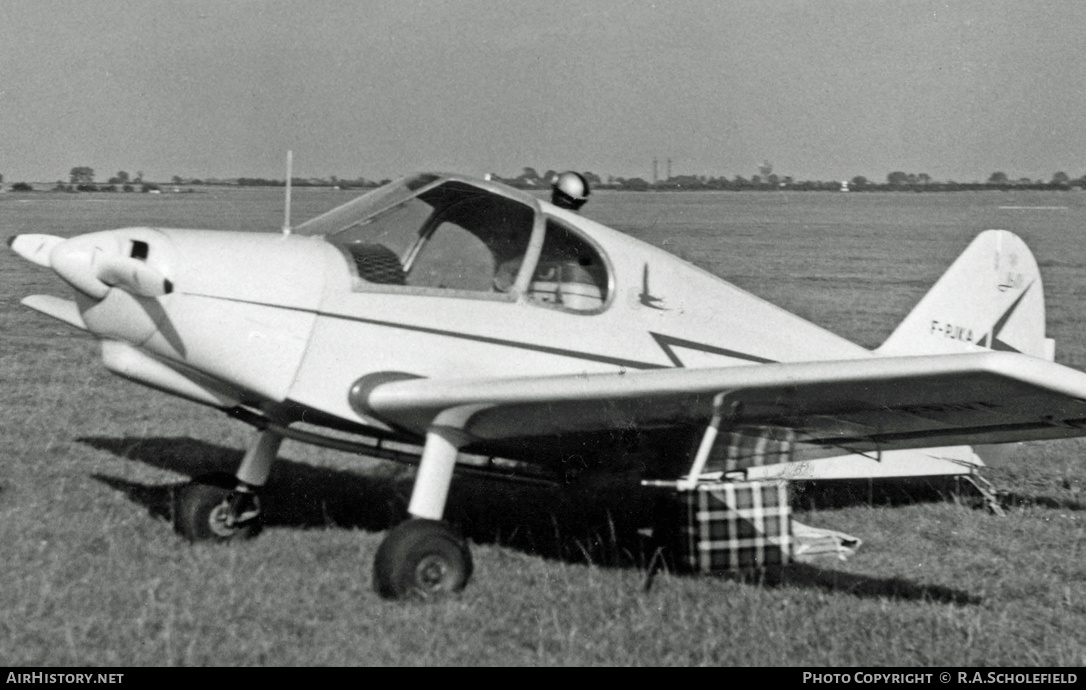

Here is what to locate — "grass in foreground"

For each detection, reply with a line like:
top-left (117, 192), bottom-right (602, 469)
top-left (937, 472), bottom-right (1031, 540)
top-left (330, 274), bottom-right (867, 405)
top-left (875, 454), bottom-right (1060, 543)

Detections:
top-left (1, 350), bottom-right (1082, 666)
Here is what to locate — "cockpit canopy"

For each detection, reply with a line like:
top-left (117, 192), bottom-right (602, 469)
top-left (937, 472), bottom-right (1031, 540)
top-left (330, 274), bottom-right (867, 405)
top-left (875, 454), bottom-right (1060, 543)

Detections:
top-left (296, 173), bottom-right (611, 312)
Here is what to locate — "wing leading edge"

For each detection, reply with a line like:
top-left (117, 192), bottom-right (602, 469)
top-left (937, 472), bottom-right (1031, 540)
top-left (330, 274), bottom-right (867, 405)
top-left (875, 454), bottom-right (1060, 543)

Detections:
top-left (358, 352), bottom-right (1086, 452)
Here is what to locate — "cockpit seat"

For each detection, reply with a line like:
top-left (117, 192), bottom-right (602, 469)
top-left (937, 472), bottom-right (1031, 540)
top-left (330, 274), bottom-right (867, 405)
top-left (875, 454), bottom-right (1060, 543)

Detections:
top-left (527, 261), bottom-right (605, 310)
top-left (349, 243), bottom-right (407, 285)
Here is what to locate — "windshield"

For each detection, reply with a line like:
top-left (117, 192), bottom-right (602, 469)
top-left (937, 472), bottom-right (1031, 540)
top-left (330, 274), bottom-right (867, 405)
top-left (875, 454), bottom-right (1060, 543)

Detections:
top-left (317, 176), bottom-right (539, 294)
top-left (294, 173), bottom-right (440, 238)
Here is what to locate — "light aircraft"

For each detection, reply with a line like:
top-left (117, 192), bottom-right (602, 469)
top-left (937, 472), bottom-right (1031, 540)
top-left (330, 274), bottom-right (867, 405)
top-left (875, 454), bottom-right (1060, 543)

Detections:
top-left (10, 171), bottom-right (1086, 599)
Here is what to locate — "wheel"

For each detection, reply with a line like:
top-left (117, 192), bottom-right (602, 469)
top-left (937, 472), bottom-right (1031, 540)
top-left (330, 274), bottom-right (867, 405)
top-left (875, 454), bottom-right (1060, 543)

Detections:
top-left (373, 519), bottom-right (473, 600)
top-left (174, 472), bottom-right (262, 542)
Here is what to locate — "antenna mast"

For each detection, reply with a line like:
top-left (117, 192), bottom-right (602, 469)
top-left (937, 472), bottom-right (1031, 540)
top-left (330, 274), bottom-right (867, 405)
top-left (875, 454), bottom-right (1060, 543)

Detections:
top-left (282, 150), bottom-right (293, 235)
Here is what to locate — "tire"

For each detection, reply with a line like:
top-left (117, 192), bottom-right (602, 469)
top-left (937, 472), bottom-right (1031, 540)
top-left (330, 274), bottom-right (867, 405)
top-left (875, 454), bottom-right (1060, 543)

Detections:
top-left (373, 519), bottom-right (473, 600)
top-left (174, 472), bottom-right (262, 542)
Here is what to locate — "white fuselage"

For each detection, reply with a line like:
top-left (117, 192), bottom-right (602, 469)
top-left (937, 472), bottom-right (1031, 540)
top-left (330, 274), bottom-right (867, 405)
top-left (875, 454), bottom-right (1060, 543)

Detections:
top-left (13, 176), bottom-right (984, 479)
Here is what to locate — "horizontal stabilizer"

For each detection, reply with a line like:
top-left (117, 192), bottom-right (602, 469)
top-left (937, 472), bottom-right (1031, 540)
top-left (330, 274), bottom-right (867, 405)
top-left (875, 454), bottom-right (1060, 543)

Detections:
top-left (20, 295), bottom-right (87, 330)
top-left (739, 446), bottom-right (982, 481)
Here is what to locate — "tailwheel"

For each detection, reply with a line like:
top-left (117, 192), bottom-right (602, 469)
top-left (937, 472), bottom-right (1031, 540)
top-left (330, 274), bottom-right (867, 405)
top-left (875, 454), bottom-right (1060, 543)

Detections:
top-left (373, 519), bottom-right (473, 600)
top-left (174, 472), bottom-right (263, 542)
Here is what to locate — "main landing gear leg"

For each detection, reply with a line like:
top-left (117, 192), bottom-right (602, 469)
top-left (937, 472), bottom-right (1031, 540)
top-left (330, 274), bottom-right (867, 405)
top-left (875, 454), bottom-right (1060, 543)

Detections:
top-left (174, 428), bottom-right (283, 542)
top-left (373, 426), bottom-right (473, 600)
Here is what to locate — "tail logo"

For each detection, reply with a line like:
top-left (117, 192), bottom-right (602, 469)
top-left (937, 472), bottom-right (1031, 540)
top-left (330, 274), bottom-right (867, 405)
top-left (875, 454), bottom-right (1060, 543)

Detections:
top-left (998, 271), bottom-right (1024, 292)
top-left (977, 281), bottom-right (1034, 352)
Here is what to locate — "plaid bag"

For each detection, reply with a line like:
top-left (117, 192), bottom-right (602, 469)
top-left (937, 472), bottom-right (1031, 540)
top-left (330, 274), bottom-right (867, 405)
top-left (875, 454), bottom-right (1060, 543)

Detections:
top-left (709, 425), bottom-right (797, 473)
top-left (671, 480), bottom-right (792, 574)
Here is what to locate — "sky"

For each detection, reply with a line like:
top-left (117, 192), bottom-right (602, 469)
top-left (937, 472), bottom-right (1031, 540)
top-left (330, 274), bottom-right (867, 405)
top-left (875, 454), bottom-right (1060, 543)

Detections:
top-left (2, 0), bottom-right (1085, 184)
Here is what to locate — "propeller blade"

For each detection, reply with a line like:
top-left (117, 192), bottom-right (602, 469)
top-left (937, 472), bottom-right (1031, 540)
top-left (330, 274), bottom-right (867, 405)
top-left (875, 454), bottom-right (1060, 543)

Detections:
top-left (47, 234), bottom-right (172, 299)
top-left (96, 255), bottom-right (173, 297)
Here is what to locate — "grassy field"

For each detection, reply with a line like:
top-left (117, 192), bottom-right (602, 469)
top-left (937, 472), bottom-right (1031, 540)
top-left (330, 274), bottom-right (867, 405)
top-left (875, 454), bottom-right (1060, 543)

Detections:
top-left (1, 188), bottom-right (1084, 666)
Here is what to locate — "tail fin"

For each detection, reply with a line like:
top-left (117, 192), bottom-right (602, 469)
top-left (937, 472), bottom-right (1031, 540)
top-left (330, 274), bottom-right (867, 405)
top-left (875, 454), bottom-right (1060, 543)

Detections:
top-left (877, 229), bottom-right (1054, 360)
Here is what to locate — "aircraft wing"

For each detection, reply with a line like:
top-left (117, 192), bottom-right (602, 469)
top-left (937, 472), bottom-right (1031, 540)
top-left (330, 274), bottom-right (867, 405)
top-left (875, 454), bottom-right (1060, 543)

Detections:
top-left (358, 352), bottom-right (1086, 452)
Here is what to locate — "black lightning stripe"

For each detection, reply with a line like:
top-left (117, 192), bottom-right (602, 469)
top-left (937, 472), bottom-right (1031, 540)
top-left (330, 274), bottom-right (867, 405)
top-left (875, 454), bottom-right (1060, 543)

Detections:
top-left (649, 332), bottom-right (776, 367)
top-left (320, 311), bottom-right (672, 370)
top-left (978, 281), bottom-right (1034, 352)
top-left (185, 294), bottom-right (771, 371)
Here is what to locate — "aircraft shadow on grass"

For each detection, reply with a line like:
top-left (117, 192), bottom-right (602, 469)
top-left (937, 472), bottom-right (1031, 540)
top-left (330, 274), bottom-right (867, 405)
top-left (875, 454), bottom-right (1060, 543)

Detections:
top-left (83, 434), bottom-right (985, 604)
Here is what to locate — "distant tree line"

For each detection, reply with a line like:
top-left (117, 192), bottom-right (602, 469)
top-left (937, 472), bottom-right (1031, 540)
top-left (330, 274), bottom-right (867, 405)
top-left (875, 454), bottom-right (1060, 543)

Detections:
top-left (850, 170), bottom-right (1081, 192)
top-left (493, 166), bottom-right (1086, 193)
top-left (225, 176), bottom-right (388, 189)
top-left (4, 165), bottom-right (1086, 193)
top-left (40, 167), bottom-right (160, 193)
top-left (0, 167), bottom-right (389, 193)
